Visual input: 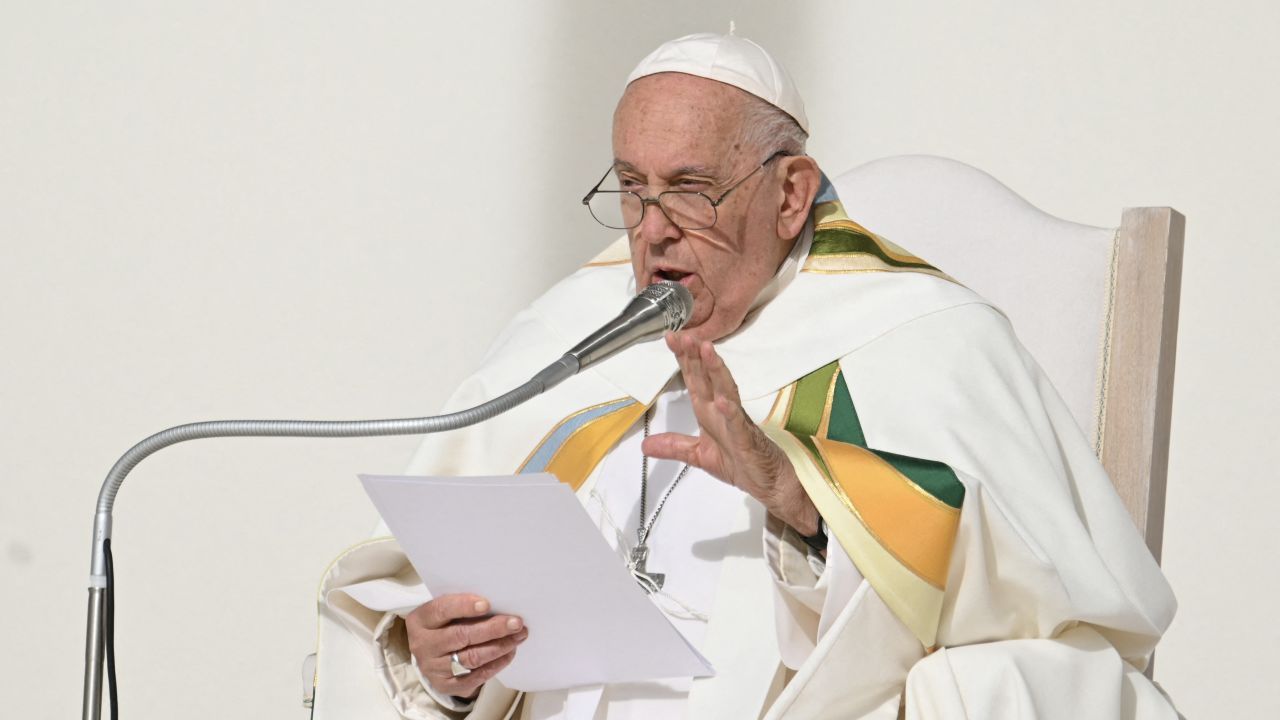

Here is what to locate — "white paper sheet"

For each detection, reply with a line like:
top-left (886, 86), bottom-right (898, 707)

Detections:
top-left (359, 473), bottom-right (715, 692)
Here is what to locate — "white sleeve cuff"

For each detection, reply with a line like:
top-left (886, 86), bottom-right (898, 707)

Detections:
top-left (765, 514), bottom-right (831, 601)
top-left (764, 514), bottom-right (831, 668)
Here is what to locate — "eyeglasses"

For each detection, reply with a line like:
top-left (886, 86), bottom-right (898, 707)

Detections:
top-left (581, 150), bottom-right (790, 231)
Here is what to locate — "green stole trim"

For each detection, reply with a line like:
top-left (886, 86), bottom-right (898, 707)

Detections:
top-left (783, 360), bottom-right (964, 509)
top-left (802, 194), bottom-right (956, 284)
top-left (810, 226), bottom-right (938, 271)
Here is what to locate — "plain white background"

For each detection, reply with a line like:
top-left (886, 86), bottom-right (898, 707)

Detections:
top-left (2, 1), bottom-right (1276, 717)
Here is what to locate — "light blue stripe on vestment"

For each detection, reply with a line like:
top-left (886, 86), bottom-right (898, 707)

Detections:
top-left (813, 173), bottom-right (839, 205)
top-left (521, 398), bottom-right (635, 474)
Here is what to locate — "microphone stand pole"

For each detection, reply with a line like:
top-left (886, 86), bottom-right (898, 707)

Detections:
top-left (81, 359), bottom-right (577, 720)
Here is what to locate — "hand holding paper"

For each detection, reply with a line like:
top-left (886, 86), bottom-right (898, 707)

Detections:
top-left (359, 473), bottom-right (714, 693)
top-left (406, 593), bottom-right (527, 699)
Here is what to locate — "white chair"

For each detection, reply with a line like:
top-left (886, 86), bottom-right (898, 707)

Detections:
top-left (831, 155), bottom-right (1184, 562)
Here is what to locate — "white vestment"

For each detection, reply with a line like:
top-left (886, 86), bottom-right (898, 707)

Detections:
top-left (311, 212), bottom-right (1179, 719)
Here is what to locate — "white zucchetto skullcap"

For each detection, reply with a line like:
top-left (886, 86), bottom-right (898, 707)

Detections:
top-left (626, 32), bottom-right (809, 134)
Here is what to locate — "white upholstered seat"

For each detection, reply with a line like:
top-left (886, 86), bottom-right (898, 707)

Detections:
top-left (832, 155), bottom-right (1116, 448)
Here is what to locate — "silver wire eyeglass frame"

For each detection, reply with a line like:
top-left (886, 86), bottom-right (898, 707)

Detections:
top-left (581, 150), bottom-right (790, 230)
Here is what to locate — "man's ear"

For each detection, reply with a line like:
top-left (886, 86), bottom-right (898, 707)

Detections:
top-left (776, 155), bottom-right (822, 241)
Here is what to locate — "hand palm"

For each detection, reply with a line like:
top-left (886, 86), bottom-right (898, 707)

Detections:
top-left (642, 333), bottom-right (787, 503)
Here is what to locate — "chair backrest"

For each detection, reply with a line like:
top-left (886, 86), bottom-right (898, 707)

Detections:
top-left (831, 156), bottom-right (1183, 561)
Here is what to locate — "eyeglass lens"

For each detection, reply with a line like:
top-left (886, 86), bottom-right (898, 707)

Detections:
top-left (587, 192), bottom-right (716, 230)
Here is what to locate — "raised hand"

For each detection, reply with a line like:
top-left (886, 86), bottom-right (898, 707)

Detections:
top-left (641, 331), bottom-right (821, 536)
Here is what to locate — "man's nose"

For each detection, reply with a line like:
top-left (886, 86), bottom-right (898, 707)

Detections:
top-left (636, 198), bottom-right (682, 243)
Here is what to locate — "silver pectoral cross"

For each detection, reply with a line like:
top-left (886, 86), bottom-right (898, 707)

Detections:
top-left (629, 544), bottom-right (664, 592)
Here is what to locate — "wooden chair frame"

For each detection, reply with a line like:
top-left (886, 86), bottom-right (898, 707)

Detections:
top-left (1097, 207), bottom-right (1185, 563)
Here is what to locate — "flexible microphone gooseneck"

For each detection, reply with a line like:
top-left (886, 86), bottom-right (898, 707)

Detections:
top-left (80, 281), bottom-right (693, 720)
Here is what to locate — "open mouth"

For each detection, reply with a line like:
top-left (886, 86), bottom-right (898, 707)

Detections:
top-left (655, 269), bottom-right (692, 283)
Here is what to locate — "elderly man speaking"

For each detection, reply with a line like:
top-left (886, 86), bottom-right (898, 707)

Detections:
top-left (314, 34), bottom-right (1179, 719)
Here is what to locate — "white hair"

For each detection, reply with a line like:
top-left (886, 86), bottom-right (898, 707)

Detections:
top-left (736, 92), bottom-right (808, 159)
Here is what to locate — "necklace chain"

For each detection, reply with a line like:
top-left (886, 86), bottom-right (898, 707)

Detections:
top-left (638, 406), bottom-right (691, 548)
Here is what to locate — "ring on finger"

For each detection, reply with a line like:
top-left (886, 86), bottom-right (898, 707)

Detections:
top-left (450, 651), bottom-right (471, 677)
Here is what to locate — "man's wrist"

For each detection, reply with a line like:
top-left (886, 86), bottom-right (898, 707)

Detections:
top-left (798, 516), bottom-right (828, 553)
top-left (768, 470), bottom-right (821, 536)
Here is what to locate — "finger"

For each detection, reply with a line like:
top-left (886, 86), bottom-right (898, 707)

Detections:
top-left (664, 329), bottom-right (685, 357)
top-left (713, 395), bottom-right (745, 426)
top-left (418, 613), bottom-right (525, 658)
top-left (695, 341), bottom-right (744, 440)
top-left (451, 614), bottom-right (525, 649)
top-left (438, 647), bottom-right (519, 699)
top-left (707, 377), bottom-right (754, 449)
top-left (700, 340), bottom-right (742, 406)
top-left (668, 331), bottom-right (700, 380)
top-left (676, 335), bottom-right (713, 403)
top-left (420, 625), bottom-right (529, 679)
top-left (642, 432), bottom-right (700, 466)
top-left (450, 628), bottom-right (529, 677)
top-left (411, 594), bottom-right (492, 630)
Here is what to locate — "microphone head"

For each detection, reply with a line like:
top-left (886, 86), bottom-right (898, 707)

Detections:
top-left (639, 281), bottom-right (694, 332)
top-left (562, 280), bottom-right (697, 371)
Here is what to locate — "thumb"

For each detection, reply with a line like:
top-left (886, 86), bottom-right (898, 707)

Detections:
top-left (641, 432), bottom-right (700, 466)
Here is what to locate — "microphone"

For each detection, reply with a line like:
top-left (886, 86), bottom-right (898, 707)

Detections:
top-left (530, 280), bottom-right (694, 390)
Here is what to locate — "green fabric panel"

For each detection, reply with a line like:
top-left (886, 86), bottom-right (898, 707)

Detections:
top-left (786, 360), bottom-right (839, 439)
top-left (826, 371), bottom-right (866, 447)
top-left (872, 448), bottom-right (966, 509)
top-left (810, 228), bottom-right (937, 270)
